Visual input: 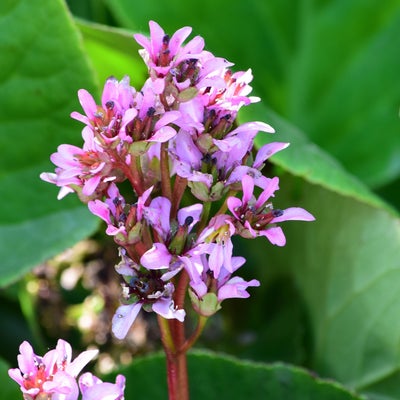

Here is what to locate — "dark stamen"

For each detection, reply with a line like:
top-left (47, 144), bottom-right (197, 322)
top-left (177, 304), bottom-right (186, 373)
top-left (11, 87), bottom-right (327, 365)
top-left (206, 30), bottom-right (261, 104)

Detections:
top-left (162, 34), bottom-right (170, 45)
top-left (105, 100), bottom-right (115, 110)
top-left (184, 216), bottom-right (194, 227)
top-left (272, 209), bottom-right (284, 218)
top-left (147, 107), bottom-right (156, 117)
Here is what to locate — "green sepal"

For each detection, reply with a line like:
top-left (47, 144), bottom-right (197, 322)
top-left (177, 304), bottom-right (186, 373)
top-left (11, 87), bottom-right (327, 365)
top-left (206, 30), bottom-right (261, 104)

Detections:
top-left (189, 289), bottom-right (222, 317)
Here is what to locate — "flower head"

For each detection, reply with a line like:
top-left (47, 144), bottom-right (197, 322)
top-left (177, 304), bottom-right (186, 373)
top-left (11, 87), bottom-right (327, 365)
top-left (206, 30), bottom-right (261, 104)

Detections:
top-left (8, 340), bottom-right (98, 400)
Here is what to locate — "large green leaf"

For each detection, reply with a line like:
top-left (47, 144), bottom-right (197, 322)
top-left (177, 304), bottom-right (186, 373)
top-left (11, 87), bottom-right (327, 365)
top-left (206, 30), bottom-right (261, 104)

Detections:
top-left (0, 0), bottom-right (99, 286)
top-left (104, 0), bottom-right (400, 188)
top-left (237, 103), bottom-right (400, 397)
top-left (106, 351), bottom-right (364, 399)
top-left (262, 177), bottom-right (400, 399)
top-left (75, 18), bottom-right (147, 86)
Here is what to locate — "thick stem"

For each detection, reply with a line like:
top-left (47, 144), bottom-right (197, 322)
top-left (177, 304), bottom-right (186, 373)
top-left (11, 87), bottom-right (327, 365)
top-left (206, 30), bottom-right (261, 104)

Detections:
top-left (158, 314), bottom-right (189, 400)
top-left (158, 315), bottom-right (178, 400)
top-left (176, 345), bottom-right (189, 400)
top-left (172, 270), bottom-right (190, 399)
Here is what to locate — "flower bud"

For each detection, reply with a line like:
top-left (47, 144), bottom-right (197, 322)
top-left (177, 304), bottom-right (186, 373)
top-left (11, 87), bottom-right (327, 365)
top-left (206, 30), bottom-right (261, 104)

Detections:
top-left (189, 289), bottom-right (221, 317)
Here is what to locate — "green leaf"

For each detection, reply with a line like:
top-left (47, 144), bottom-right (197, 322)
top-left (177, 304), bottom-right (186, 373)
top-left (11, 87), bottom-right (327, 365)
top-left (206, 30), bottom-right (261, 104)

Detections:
top-left (0, 357), bottom-right (22, 399)
top-left (237, 103), bottom-right (400, 395)
top-left (107, 351), bottom-right (364, 399)
top-left (74, 18), bottom-right (147, 86)
top-left (240, 103), bottom-right (396, 214)
top-left (262, 177), bottom-right (400, 397)
top-left (0, 0), bottom-right (99, 286)
top-left (104, 0), bottom-right (400, 188)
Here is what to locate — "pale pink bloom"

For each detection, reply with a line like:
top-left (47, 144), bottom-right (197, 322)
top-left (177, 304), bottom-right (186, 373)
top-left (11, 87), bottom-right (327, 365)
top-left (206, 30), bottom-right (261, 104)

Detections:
top-left (199, 68), bottom-right (260, 118)
top-left (8, 340), bottom-right (98, 400)
top-left (79, 373), bottom-right (125, 400)
top-left (182, 251), bottom-right (259, 303)
top-left (197, 215), bottom-right (236, 276)
top-left (40, 127), bottom-right (117, 199)
top-left (213, 121), bottom-right (275, 171)
top-left (112, 279), bottom-right (185, 340)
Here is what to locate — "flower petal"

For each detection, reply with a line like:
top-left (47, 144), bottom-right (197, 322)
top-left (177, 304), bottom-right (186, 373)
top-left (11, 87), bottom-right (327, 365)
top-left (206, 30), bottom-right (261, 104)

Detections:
top-left (112, 303), bottom-right (143, 340)
top-left (152, 298), bottom-right (186, 322)
top-left (271, 207), bottom-right (315, 223)
top-left (140, 243), bottom-right (172, 270)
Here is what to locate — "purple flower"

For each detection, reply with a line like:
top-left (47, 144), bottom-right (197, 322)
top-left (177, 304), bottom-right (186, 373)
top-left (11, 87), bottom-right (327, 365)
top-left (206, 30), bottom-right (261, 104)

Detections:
top-left (143, 195), bottom-right (203, 242)
top-left (79, 373), bottom-right (125, 400)
top-left (129, 78), bottom-right (181, 144)
top-left (227, 175), bottom-right (315, 245)
top-left (213, 121), bottom-right (275, 171)
top-left (112, 250), bottom-right (185, 340)
top-left (8, 340), bottom-right (98, 400)
top-left (88, 183), bottom-right (128, 237)
top-left (182, 250), bottom-right (259, 316)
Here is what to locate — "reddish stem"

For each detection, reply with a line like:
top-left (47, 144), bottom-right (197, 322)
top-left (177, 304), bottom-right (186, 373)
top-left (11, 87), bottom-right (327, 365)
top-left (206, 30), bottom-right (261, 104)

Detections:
top-left (158, 315), bottom-right (189, 400)
top-left (171, 175), bottom-right (188, 219)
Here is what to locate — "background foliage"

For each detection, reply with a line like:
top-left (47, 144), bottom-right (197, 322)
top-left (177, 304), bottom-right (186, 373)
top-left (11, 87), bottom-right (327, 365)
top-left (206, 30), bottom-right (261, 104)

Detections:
top-left (1, 0), bottom-right (399, 398)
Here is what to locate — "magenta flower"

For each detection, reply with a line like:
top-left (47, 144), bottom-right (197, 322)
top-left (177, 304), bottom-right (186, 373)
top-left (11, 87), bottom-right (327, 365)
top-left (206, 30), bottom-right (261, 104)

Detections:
top-left (128, 78), bottom-right (181, 144)
top-left (134, 20), bottom-right (205, 77)
top-left (79, 372), bottom-right (125, 400)
top-left (88, 184), bottom-right (153, 242)
top-left (227, 174), bottom-right (315, 245)
top-left (71, 75), bottom-right (136, 145)
top-left (8, 340), bottom-right (98, 400)
top-left (196, 214), bottom-right (236, 276)
top-left (213, 121), bottom-right (275, 172)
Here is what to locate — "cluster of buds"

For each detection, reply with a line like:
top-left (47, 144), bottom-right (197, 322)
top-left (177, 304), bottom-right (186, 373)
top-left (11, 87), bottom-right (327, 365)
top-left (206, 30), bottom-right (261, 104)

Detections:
top-left (40, 21), bottom-right (314, 340)
top-left (8, 340), bottom-right (125, 400)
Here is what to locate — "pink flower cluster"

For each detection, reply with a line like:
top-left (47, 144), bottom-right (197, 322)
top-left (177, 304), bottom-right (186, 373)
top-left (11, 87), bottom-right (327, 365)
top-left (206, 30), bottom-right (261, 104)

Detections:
top-left (8, 340), bottom-right (125, 400)
top-left (41, 21), bottom-right (314, 340)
